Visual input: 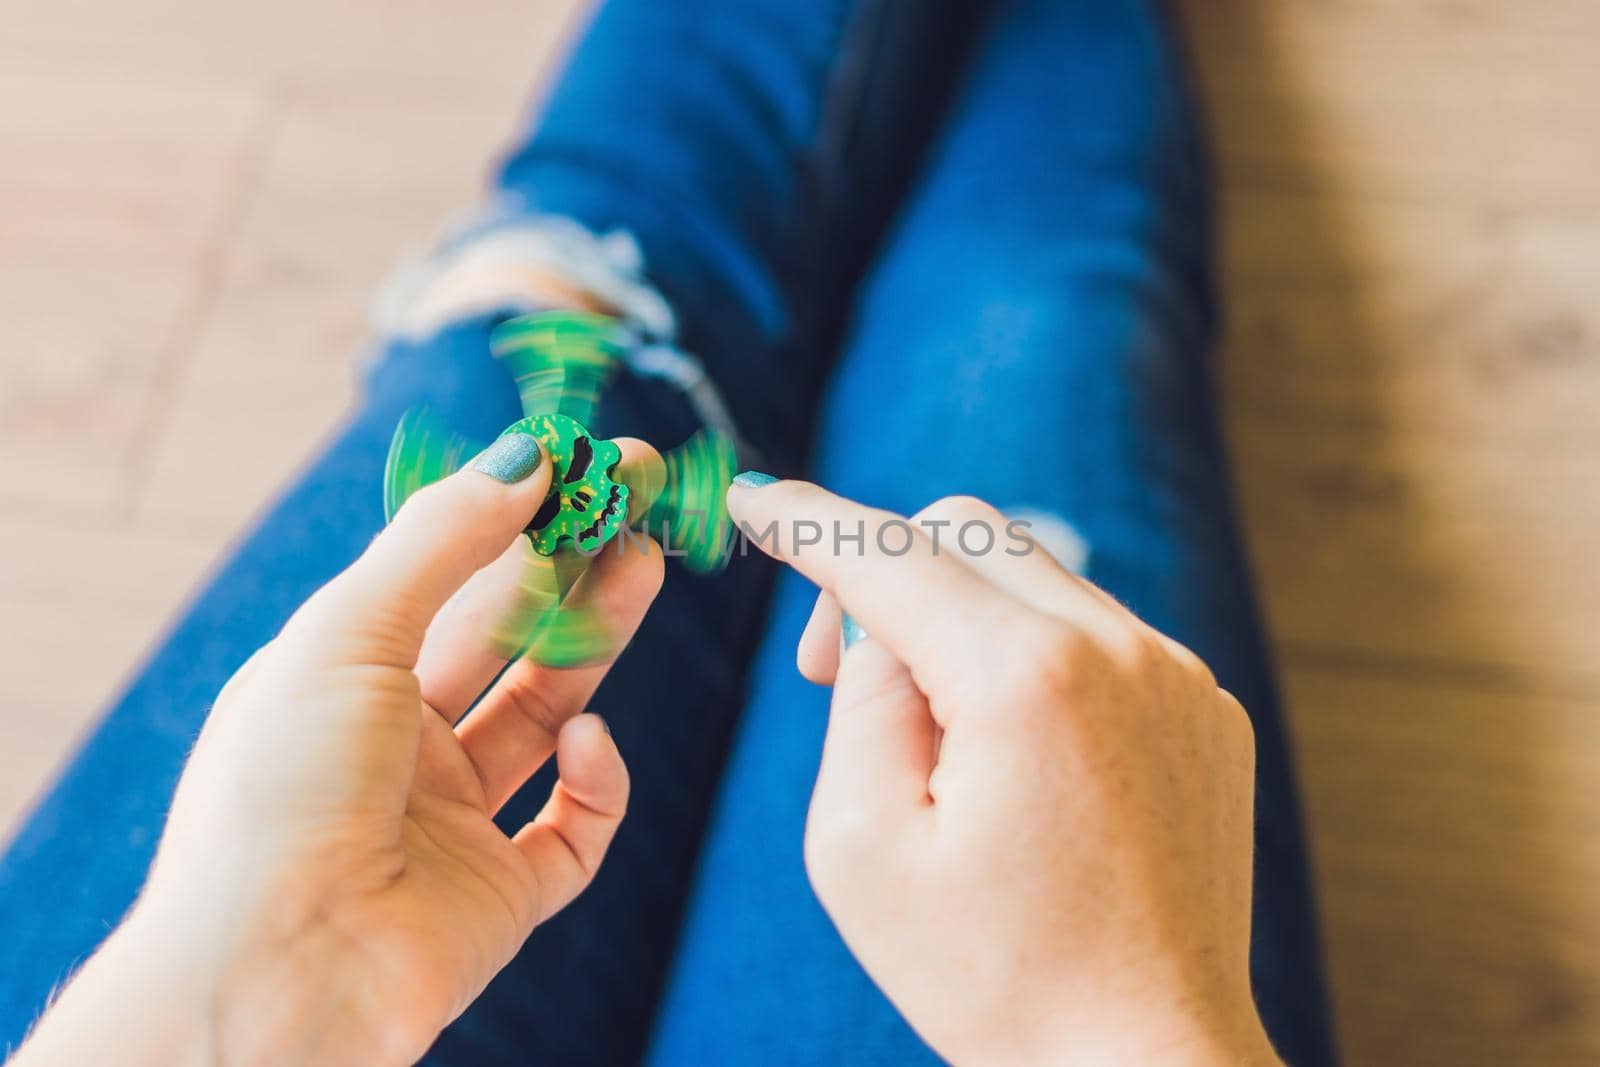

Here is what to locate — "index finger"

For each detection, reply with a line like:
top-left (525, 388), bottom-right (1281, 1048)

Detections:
top-left (725, 477), bottom-right (1025, 697)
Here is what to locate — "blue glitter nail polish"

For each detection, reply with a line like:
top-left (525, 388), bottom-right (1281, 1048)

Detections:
top-left (469, 433), bottom-right (543, 484)
top-left (732, 470), bottom-right (778, 489)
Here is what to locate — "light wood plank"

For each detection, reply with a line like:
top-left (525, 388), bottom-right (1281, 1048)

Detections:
top-left (0, 0), bottom-right (581, 97)
top-left (1285, 666), bottom-right (1600, 1065)
top-left (135, 87), bottom-right (526, 531)
top-left (0, 71), bottom-right (265, 515)
top-left (1183, 2), bottom-right (1600, 212)
top-left (1220, 192), bottom-right (1600, 440)
top-left (1235, 410), bottom-right (1599, 678)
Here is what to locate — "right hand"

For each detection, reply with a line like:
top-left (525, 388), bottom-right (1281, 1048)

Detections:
top-left (726, 481), bottom-right (1281, 1067)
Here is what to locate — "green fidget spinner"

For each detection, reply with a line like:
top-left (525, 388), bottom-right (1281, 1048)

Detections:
top-left (507, 411), bottom-right (629, 556)
top-left (381, 309), bottom-right (736, 666)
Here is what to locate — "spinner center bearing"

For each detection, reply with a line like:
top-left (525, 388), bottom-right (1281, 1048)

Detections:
top-left (508, 412), bottom-right (630, 556)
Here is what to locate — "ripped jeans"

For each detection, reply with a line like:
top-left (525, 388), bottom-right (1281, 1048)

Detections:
top-left (0, 1), bottom-right (1336, 1064)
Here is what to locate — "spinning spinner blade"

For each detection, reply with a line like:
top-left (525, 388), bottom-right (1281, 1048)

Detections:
top-left (636, 427), bottom-right (737, 574)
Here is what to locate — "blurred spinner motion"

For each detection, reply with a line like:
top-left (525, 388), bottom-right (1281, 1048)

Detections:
top-left (383, 311), bottom-right (737, 666)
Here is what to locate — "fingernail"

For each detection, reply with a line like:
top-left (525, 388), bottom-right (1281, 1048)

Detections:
top-left (470, 433), bottom-right (543, 484)
top-left (732, 470), bottom-right (778, 489)
top-left (596, 715), bottom-right (612, 736)
top-left (841, 613), bottom-right (868, 650)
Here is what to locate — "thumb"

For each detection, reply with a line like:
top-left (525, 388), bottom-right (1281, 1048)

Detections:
top-left (287, 430), bottom-right (554, 667)
top-left (812, 638), bottom-right (937, 827)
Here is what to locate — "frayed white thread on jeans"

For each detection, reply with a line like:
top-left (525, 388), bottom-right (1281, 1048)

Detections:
top-left (371, 209), bottom-right (750, 452)
top-left (372, 212), bottom-right (675, 342)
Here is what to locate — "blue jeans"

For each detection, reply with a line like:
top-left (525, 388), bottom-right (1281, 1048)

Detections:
top-left (0, 1), bottom-right (1335, 1064)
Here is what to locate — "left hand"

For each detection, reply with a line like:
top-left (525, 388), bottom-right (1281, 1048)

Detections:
top-left (14, 433), bottom-right (664, 1066)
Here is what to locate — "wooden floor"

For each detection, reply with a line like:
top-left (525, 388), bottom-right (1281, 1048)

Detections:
top-left (1, 2), bottom-right (1595, 1063)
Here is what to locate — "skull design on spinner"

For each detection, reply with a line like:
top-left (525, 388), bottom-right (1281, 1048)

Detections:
top-left (507, 412), bottom-right (630, 556)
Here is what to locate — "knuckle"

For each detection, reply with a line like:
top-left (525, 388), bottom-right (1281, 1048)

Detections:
top-left (859, 505), bottom-right (906, 539)
top-left (1217, 688), bottom-right (1257, 749)
top-left (1019, 616), bottom-right (1083, 663)
top-left (914, 496), bottom-right (1004, 558)
top-left (613, 763), bottom-right (632, 810)
top-left (839, 648), bottom-right (917, 711)
top-left (1117, 632), bottom-right (1167, 677)
top-left (350, 601), bottom-right (428, 661)
top-left (637, 535), bottom-right (667, 590)
top-left (1006, 619), bottom-right (1094, 702)
top-left (1156, 632), bottom-right (1217, 687)
top-left (915, 494), bottom-right (1001, 525)
top-left (498, 672), bottom-right (565, 739)
top-left (592, 535), bottom-right (666, 613)
top-left (1072, 620), bottom-right (1161, 681)
top-left (802, 804), bottom-right (875, 891)
top-left (801, 822), bottom-right (840, 895)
